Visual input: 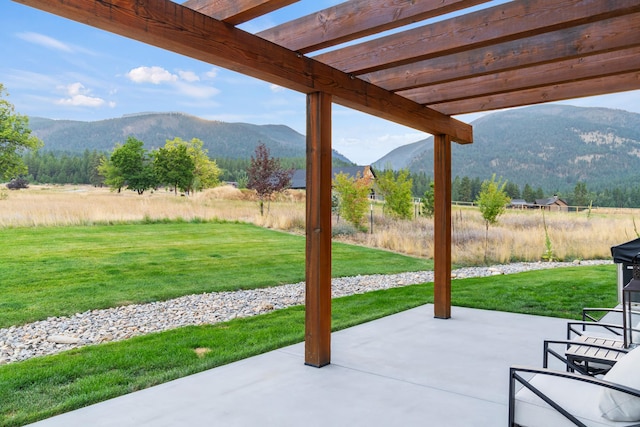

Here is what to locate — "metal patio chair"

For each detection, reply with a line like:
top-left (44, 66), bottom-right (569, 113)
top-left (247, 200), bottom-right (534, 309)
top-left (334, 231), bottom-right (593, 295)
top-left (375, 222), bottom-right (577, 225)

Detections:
top-left (509, 345), bottom-right (640, 426)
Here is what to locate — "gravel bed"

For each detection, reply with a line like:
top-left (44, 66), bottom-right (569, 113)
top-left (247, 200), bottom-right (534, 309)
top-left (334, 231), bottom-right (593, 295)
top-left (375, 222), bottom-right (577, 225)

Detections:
top-left (0, 260), bottom-right (611, 365)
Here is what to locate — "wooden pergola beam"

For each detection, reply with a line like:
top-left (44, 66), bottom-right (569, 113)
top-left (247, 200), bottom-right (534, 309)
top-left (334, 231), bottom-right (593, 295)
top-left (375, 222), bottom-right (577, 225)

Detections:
top-left (257, 0), bottom-right (491, 54)
top-left (182, 0), bottom-right (298, 25)
top-left (363, 12), bottom-right (640, 92)
top-left (14, 0), bottom-right (472, 145)
top-left (315, 0), bottom-right (640, 75)
top-left (399, 47), bottom-right (640, 105)
top-left (432, 72), bottom-right (640, 115)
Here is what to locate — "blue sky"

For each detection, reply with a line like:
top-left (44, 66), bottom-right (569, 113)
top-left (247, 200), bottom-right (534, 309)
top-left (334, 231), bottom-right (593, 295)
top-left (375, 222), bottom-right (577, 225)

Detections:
top-left (2, 1), bottom-right (639, 165)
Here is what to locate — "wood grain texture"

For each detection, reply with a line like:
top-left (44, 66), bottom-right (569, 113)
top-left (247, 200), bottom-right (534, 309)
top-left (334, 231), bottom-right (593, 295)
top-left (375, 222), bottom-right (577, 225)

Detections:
top-left (304, 92), bottom-right (332, 367)
top-left (258, 0), bottom-right (490, 54)
top-left (183, 0), bottom-right (298, 25)
top-left (432, 72), bottom-right (640, 115)
top-left (399, 47), bottom-right (640, 105)
top-left (14, 0), bottom-right (472, 143)
top-left (363, 13), bottom-right (640, 92)
top-left (433, 134), bottom-right (452, 319)
top-left (315, 0), bottom-right (640, 75)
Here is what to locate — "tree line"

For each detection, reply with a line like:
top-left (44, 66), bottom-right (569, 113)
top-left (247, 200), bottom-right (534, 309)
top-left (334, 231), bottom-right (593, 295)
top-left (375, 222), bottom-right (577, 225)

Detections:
top-left (98, 136), bottom-right (221, 195)
top-left (408, 171), bottom-right (638, 208)
top-left (16, 150), bottom-right (640, 208)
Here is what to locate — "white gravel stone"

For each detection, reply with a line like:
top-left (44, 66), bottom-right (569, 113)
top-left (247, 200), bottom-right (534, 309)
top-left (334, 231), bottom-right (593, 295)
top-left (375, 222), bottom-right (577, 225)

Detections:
top-left (0, 260), bottom-right (612, 365)
top-left (46, 335), bottom-right (81, 344)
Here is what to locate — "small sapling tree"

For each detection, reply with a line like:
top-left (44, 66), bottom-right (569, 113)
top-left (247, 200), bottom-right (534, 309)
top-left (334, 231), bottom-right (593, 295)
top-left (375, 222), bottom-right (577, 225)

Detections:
top-left (246, 143), bottom-right (293, 216)
top-left (476, 174), bottom-right (511, 263)
top-left (332, 171), bottom-right (372, 231)
top-left (376, 169), bottom-right (413, 220)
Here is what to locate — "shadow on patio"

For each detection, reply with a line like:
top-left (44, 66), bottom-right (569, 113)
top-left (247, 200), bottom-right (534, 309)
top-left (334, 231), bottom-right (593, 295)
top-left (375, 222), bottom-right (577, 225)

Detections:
top-left (26, 304), bottom-right (569, 427)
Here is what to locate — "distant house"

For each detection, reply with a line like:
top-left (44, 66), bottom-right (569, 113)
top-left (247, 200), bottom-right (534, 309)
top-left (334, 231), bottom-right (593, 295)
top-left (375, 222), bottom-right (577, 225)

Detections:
top-left (290, 166), bottom-right (376, 190)
top-left (534, 196), bottom-right (569, 211)
top-left (509, 199), bottom-right (534, 209)
top-left (509, 196), bottom-right (568, 210)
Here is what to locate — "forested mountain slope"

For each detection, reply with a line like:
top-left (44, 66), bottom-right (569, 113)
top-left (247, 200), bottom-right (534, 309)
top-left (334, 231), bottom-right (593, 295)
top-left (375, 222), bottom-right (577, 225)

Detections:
top-left (374, 105), bottom-right (640, 192)
top-left (29, 112), bottom-right (352, 163)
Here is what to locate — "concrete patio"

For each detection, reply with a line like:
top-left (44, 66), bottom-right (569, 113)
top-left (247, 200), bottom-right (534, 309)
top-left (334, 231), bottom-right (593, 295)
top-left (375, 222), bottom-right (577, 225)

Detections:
top-left (26, 304), bottom-right (570, 426)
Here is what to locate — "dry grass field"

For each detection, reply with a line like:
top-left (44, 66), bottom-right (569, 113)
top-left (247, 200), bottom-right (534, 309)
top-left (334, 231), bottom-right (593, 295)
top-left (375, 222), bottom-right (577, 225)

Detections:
top-left (1, 184), bottom-right (636, 265)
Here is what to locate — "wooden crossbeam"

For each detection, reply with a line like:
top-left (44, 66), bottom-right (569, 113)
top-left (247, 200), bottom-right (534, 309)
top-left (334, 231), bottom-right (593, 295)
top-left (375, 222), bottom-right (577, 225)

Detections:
top-left (399, 47), bottom-right (640, 105)
top-left (14, 0), bottom-right (472, 144)
top-left (363, 13), bottom-right (640, 92)
top-left (182, 0), bottom-right (298, 25)
top-left (315, 0), bottom-right (640, 75)
top-left (257, 0), bottom-right (490, 54)
top-left (431, 72), bottom-right (640, 115)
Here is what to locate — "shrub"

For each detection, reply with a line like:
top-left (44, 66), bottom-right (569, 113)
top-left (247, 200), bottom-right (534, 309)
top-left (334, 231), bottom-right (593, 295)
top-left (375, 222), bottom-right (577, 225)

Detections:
top-left (332, 222), bottom-right (359, 237)
top-left (6, 177), bottom-right (29, 190)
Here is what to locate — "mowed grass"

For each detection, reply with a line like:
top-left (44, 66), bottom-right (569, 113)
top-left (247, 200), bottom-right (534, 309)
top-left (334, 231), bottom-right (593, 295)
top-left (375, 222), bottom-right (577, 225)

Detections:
top-left (0, 221), bottom-right (432, 328)
top-left (0, 264), bottom-right (617, 426)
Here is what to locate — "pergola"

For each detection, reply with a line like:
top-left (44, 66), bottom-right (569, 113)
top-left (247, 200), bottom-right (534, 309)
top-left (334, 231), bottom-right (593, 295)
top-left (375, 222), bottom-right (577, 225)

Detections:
top-left (14, 0), bottom-right (640, 367)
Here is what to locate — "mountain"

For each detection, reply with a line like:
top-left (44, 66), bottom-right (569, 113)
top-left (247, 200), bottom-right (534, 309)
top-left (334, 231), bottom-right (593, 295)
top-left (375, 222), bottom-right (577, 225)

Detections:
top-left (29, 112), bottom-right (352, 163)
top-left (373, 105), bottom-right (640, 192)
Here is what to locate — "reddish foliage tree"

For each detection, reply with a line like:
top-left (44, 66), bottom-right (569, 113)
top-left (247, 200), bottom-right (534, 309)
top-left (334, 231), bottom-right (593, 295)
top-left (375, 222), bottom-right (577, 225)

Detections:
top-left (247, 143), bottom-right (293, 215)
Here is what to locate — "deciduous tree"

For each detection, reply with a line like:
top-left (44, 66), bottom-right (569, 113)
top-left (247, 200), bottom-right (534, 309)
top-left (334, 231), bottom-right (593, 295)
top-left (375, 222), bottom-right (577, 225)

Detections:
top-left (476, 174), bottom-right (511, 263)
top-left (153, 143), bottom-right (194, 195)
top-left (164, 137), bottom-right (220, 193)
top-left (0, 84), bottom-right (42, 181)
top-left (333, 171), bottom-right (372, 230)
top-left (246, 143), bottom-right (293, 215)
top-left (106, 136), bottom-right (156, 194)
top-left (376, 169), bottom-right (413, 220)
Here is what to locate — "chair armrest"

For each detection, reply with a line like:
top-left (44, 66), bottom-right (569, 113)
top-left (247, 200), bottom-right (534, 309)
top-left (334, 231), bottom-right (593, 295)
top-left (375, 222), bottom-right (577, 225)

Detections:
top-left (509, 365), bottom-right (640, 427)
top-left (582, 307), bottom-right (640, 324)
top-left (567, 321), bottom-right (626, 339)
top-left (543, 339), bottom-right (629, 374)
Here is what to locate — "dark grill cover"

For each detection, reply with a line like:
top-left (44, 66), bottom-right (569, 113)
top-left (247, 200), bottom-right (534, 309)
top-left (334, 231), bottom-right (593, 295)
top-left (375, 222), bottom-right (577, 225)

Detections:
top-left (611, 238), bottom-right (640, 264)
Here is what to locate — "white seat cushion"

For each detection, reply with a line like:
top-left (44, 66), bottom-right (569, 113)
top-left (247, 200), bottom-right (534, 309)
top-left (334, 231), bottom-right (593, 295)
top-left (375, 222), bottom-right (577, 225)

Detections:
top-left (515, 374), bottom-right (638, 427)
top-left (599, 346), bottom-right (640, 421)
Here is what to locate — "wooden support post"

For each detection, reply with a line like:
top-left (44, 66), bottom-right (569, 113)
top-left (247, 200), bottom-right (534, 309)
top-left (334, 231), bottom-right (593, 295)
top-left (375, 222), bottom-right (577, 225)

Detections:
top-left (305, 92), bottom-right (332, 367)
top-left (433, 134), bottom-right (452, 319)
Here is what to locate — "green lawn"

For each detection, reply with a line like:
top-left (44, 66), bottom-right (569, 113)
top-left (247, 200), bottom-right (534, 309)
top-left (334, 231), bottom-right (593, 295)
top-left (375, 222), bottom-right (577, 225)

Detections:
top-left (0, 220), bottom-right (618, 426)
top-left (0, 263), bottom-right (617, 427)
top-left (0, 221), bottom-right (432, 328)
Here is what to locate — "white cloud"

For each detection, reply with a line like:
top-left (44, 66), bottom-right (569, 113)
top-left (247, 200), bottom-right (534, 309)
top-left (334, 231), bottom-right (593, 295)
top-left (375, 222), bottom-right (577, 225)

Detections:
top-left (15, 32), bottom-right (73, 52)
top-left (125, 66), bottom-right (220, 100)
top-left (56, 82), bottom-right (106, 107)
top-left (126, 66), bottom-right (178, 84)
top-left (205, 68), bottom-right (218, 79)
top-left (270, 84), bottom-right (285, 93)
top-left (174, 81), bottom-right (219, 99)
top-left (178, 70), bottom-right (200, 82)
